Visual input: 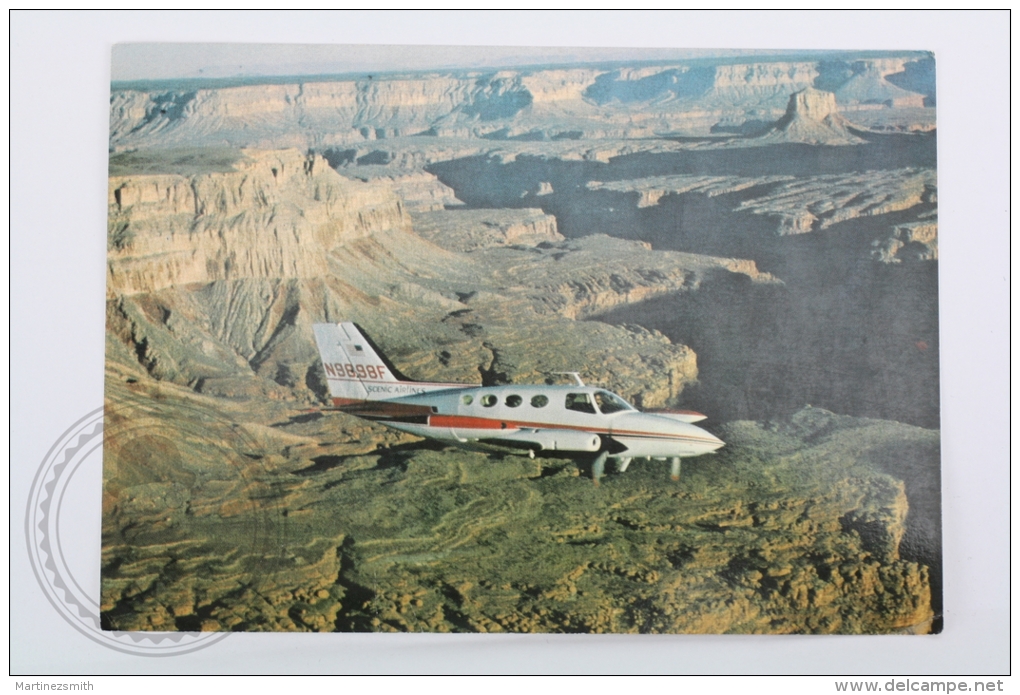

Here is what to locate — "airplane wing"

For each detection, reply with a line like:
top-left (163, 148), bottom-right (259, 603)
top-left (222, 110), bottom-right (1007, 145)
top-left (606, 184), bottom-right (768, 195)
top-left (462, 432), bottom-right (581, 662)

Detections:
top-left (476, 428), bottom-right (601, 453)
top-left (644, 409), bottom-right (708, 423)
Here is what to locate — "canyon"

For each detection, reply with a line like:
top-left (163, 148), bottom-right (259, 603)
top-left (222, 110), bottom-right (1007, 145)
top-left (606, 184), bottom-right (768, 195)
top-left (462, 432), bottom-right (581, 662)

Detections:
top-left (102, 51), bottom-right (940, 634)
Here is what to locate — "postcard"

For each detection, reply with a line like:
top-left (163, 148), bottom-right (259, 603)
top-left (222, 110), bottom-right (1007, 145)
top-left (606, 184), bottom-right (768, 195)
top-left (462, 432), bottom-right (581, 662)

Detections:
top-left (101, 44), bottom-right (940, 634)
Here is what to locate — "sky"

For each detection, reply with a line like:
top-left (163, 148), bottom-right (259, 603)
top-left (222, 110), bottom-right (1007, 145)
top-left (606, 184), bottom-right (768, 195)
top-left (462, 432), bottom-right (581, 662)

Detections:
top-left (111, 43), bottom-right (813, 82)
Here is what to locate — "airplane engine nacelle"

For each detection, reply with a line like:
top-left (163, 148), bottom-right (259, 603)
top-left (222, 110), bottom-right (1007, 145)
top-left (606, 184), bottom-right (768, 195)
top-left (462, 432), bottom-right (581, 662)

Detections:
top-left (495, 429), bottom-right (602, 452)
top-left (645, 409), bottom-right (707, 424)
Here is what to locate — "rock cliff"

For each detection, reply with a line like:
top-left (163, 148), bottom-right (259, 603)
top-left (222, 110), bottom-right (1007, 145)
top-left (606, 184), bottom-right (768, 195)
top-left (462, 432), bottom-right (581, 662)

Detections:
top-left (835, 59), bottom-right (929, 109)
top-left (339, 167), bottom-right (462, 212)
top-left (587, 167), bottom-right (937, 248)
top-left (759, 88), bottom-right (863, 146)
top-left (107, 149), bottom-right (411, 295)
top-left (410, 208), bottom-right (562, 251)
top-left (105, 148), bottom-right (781, 409)
top-left (101, 51), bottom-right (941, 635)
top-left (872, 218), bottom-right (939, 263)
top-left (109, 56), bottom-right (933, 151)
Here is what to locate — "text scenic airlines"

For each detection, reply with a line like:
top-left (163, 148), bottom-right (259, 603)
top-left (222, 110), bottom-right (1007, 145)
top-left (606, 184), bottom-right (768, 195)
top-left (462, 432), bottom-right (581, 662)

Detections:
top-left (313, 322), bottom-right (724, 484)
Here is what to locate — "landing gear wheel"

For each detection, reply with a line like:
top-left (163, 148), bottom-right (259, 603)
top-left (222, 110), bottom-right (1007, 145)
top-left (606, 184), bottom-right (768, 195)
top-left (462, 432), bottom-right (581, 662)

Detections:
top-left (592, 451), bottom-right (608, 486)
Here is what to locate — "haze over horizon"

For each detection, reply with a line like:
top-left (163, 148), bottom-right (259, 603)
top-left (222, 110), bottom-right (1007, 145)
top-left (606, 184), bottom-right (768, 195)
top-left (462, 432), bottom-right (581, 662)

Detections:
top-left (111, 43), bottom-right (926, 83)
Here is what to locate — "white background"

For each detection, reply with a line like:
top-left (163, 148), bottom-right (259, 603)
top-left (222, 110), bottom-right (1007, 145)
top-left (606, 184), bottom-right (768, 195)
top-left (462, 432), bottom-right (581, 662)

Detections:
top-left (9, 10), bottom-right (1011, 674)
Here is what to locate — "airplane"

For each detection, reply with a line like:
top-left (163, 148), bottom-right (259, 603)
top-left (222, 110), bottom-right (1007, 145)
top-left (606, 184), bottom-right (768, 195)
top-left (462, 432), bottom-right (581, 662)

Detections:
top-left (312, 322), bottom-right (724, 484)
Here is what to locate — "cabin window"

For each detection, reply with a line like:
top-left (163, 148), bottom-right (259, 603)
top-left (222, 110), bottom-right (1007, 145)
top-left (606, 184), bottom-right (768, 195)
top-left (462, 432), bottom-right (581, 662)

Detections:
top-left (505, 395), bottom-right (522, 408)
top-left (565, 392), bottom-right (596, 414)
top-left (530, 394), bottom-right (549, 408)
top-left (481, 394), bottom-right (497, 407)
top-left (594, 390), bottom-right (632, 414)
top-left (461, 394), bottom-right (474, 405)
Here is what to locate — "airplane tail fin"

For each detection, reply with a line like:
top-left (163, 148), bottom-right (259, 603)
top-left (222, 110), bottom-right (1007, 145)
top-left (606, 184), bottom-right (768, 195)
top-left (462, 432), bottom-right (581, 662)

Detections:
top-left (313, 322), bottom-right (460, 403)
top-left (313, 322), bottom-right (402, 403)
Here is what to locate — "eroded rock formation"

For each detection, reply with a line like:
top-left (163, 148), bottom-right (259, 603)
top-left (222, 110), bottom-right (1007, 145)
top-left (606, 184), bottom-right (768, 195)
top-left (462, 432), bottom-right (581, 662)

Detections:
top-left (759, 88), bottom-right (864, 146)
top-left (101, 376), bottom-right (935, 634)
top-left (109, 56), bottom-right (934, 151)
top-left (586, 167), bottom-right (937, 250)
top-left (102, 50), bottom-right (940, 634)
top-left (107, 150), bottom-right (411, 295)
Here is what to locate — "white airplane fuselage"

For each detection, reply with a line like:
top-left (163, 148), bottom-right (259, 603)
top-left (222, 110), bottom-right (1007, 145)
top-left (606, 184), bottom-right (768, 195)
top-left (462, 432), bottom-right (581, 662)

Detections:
top-left (313, 322), bottom-right (724, 482)
top-left (353, 385), bottom-right (724, 459)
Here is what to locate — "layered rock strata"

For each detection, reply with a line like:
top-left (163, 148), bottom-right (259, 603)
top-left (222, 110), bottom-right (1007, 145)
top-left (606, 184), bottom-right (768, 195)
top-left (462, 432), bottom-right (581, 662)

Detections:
top-left (758, 88), bottom-right (864, 146)
top-left (109, 55), bottom-right (934, 150)
top-left (105, 148), bottom-right (780, 409)
top-left (101, 51), bottom-right (941, 634)
top-left (587, 167), bottom-right (937, 248)
top-left (107, 149), bottom-right (411, 295)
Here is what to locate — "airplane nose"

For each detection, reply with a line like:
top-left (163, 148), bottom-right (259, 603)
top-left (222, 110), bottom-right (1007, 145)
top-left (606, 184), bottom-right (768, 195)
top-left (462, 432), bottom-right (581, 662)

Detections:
top-left (694, 426), bottom-right (725, 453)
top-left (619, 412), bottom-right (725, 457)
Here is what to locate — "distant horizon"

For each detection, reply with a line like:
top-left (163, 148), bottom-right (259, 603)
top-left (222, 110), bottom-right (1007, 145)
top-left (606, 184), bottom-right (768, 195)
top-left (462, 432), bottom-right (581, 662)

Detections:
top-left (111, 43), bottom-right (930, 85)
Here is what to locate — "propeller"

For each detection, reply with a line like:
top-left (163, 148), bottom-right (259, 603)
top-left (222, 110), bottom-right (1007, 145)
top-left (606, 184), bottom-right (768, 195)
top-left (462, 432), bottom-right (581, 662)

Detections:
top-left (549, 371), bottom-right (586, 386)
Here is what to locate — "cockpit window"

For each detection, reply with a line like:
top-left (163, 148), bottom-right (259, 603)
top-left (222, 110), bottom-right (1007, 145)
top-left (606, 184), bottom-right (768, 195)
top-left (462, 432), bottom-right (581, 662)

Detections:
top-left (481, 394), bottom-right (497, 407)
top-left (594, 390), bottom-right (633, 414)
top-left (565, 392), bottom-right (596, 414)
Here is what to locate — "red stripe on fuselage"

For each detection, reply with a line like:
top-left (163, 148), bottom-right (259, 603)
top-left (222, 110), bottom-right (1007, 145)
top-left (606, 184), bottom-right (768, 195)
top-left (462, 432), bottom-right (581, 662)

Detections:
top-left (430, 415), bottom-right (508, 430)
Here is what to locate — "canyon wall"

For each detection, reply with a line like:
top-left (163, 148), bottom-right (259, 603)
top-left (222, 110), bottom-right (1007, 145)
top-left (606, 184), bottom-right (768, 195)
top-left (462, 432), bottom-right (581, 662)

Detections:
top-left (101, 50), bottom-right (940, 635)
top-left (105, 146), bottom-right (783, 408)
top-left (109, 56), bottom-right (934, 150)
top-left (107, 149), bottom-right (411, 295)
